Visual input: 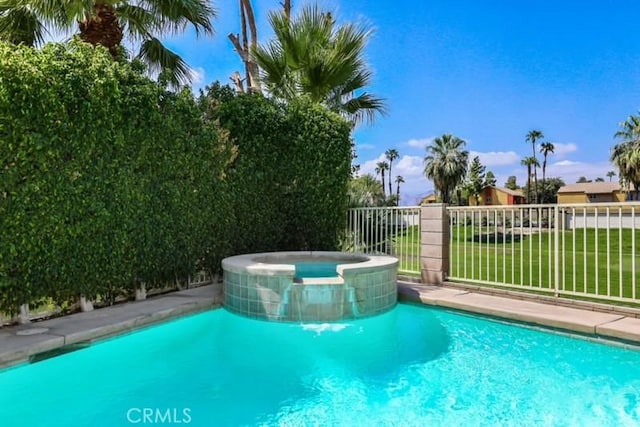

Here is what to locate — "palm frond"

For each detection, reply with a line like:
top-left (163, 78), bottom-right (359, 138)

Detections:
top-left (115, 4), bottom-right (154, 40)
top-left (254, 4), bottom-right (385, 126)
top-left (340, 92), bottom-right (387, 126)
top-left (138, 37), bottom-right (190, 87)
top-left (143, 0), bottom-right (215, 36)
top-left (0, 3), bottom-right (48, 45)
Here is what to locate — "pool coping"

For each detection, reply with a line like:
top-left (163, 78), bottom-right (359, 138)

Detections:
top-left (398, 281), bottom-right (640, 345)
top-left (3, 280), bottom-right (640, 369)
top-left (0, 284), bottom-right (222, 369)
top-left (221, 251), bottom-right (398, 276)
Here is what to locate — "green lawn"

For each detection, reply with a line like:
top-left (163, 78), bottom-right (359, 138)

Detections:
top-left (394, 225), bottom-right (640, 300)
top-left (393, 226), bottom-right (421, 274)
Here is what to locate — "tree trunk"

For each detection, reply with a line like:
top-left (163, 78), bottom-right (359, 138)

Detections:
top-left (78, 2), bottom-right (123, 57)
top-left (388, 163), bottom-right (393, 196)
top-left (283, 0), bottom-right (292, 19)
top-left (228, 0), bottom-right (261, 93)
top-left (531, 143), bottom-right (538, 203)
top-left (541, 158), bottom-right (547, 204)
top-left (533, 167), bottom-right (538, 203)
top-left (526, 165), bottom-right (532, 204)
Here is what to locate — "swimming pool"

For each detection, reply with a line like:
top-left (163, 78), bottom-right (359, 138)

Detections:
top-left (1, 304), bottom-right (639, 426)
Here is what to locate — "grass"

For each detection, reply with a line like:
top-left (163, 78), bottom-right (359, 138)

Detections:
top-left (393, 225), bottom-right (640, 300)
top-left (392, 226), bottom-right (421, 274)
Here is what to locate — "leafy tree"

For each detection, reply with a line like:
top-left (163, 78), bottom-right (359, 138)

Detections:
top-left (595, 177), bottom-right (605, 182)
top-left (484, 171), bottom-right (497, 187)
top-left (525, 130), bottom-right (544, 203)
top-left (606, 170), bottom-right (616, 182)
top-left (537, 177), bottom-right (565, 204)
top-left (0, 0), bottom-right (216, 86)
top-left (505, 175), bottom-right (519, 190)
top-left (521, 156), bottom-right (539, 203)
top-left (423, 134), bottom-right (469, 204)
top-left (395, 175), bottom-right (404, 205)
top-left (576, 176), bottom-right (591, 183)
top-left (385, 149), bottom-right (399, 195)
top-left (466, 156), bottom-right (486, 204)
top-left (539, 141), bottom-right (554, 201)
top-left (612, 114), bottom-right (640, 195)
top-left (252, 4), bottom-right (386, 126)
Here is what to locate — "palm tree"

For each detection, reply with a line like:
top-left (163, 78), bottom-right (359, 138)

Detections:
top-left (606, 170), bottom-right (616, 182)
top-left (521, 156), bottom-right (540, 204)
top-left (252, 4), bottom-right (386, 126)
top-left (375, 161), bottom-right (389, 197)
top-left (348, 174), bottom-right (385, 207)
top-left (525, 130), bottom-right (544, 203)
top-left (423, 134), bottom-right (469, 204)
top-left (395, 175), bottom-right (404, 206)
top-left (0, 0), bottom-right (215, 86)
top-left (539, 142), bottom-right (554, 203)
top-left (612, 114), bottom-right (640, 197)
top-left (385, 149), bottom-right (399, 195)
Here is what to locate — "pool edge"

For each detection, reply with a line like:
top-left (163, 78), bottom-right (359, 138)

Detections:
top-left (0, 284), bottom-right (222, 369)
top-left (398, 281), bottom-right (640, 347)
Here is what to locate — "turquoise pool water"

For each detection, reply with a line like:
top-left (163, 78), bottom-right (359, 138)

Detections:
top-left (1, 305), bottom-right (639, 426)
top-left (294, 262), bottom-right (339, 278)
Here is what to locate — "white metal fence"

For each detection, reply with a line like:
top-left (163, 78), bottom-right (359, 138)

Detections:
top-left (447, 203), bottom-right (640, 303)
top-left (344, 206), bottom-right (421, 275)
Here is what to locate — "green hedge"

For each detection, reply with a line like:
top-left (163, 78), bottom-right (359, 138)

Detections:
top-left (0, 42), bottom-right (235, 313)
top-left (0, 42), bottom-right (352, 315)
top-left (204, 84), bottom-right (352, 253)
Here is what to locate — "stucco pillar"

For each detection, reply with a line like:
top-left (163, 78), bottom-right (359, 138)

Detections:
top-left (420, 203), bottom-right (449, 285)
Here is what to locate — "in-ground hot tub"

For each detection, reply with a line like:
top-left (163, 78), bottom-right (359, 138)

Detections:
top-left (222, 252), bottom-right (398, 322)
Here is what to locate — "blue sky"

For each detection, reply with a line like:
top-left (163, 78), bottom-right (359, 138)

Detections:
top-left (163, 0), bottom-right (640, 204)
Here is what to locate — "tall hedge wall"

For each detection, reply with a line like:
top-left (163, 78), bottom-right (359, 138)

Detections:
top-left (0, 42), bottom-right (352, 315)
top-left (203, 85), bottom-right (352, 253)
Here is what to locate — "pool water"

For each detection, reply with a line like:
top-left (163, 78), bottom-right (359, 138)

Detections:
top-left (294, 262), bottom-right (339, 278)
top-left (1, 305), bottom-right (639, 426)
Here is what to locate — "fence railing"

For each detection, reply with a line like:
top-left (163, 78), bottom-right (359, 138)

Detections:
top-left (447, 203), bottom-right (640, 303)
top-left (344, 206), bottom-right (421, 275)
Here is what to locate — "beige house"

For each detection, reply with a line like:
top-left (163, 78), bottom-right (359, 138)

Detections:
top-left (420, 193), bottom-right (438, 204)
top-left (556, 182), bottom-right (633, 204)
top-left (469, 186), bottom-right (525, 206)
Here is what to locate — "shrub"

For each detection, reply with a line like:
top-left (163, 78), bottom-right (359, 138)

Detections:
top-left (0, 41), bottom-right (234, 313)
top-left (203, 85), bottom-right (352, 253)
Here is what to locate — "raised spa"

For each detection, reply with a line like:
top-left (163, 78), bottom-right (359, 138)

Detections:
top-left (222, 252), bottom-right (398, 322)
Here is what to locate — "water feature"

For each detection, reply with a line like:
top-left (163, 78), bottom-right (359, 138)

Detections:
top-left (222, 251), bottom-right (398, 322)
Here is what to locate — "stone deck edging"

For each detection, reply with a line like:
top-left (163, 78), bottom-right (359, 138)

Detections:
top-left (0, 284), bottom-right (222, 369)
top-left (399, 282), bottom-right (640, 344)
top-left (3, 281), bottom-right (640, 370)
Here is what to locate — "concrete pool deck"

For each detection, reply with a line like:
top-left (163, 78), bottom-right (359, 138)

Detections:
top-left (2, 281), bottom-right (640, 369)
top-left (0, 284), bottom-right (222, 368)
top-left (399, 282), bottom-right (640, 344)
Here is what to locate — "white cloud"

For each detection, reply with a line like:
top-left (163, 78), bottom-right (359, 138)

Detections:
top-left (543, 160), bottom-right (613, 184)
top-left (360, 154), bottom-right (423, 177)
top-left (551, 143), bottom-right (578, 158)
top-left (394, 155), bottom-right (425, 177)
top-left (552, 160), bottom-right (579, 167)
top-left (469, 151), bottom-right (520, 167)
top-left (405, 137), bottom-right (435, 149)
